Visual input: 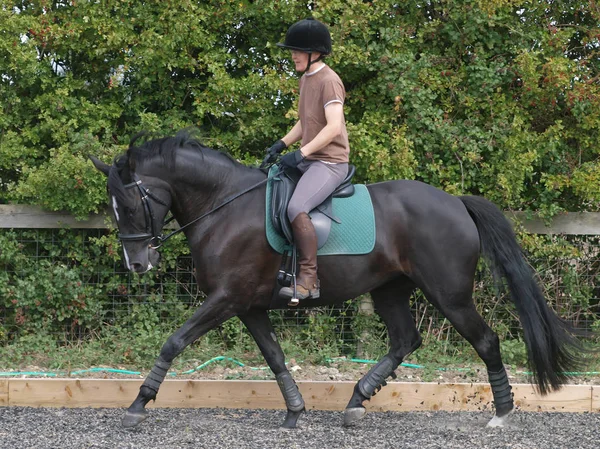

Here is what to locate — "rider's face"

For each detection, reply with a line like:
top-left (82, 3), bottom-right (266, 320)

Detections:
top-left (290, 51), bottom-right (308, 72)
top-left (290, 50), bottom-right (321, 72)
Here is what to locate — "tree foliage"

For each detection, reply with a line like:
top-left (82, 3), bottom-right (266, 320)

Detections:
top-left (1, 0), bottom-right (599, 216)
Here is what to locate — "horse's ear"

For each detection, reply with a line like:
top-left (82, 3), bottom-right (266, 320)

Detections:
top-left (89, 155), bottom-right (110, 176)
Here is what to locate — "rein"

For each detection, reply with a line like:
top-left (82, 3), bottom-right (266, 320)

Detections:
top-left (122, 166), bottom-right (281, 249)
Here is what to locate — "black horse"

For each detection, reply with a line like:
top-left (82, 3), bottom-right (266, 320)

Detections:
top-left (90, 131), bottom-right (586, 429)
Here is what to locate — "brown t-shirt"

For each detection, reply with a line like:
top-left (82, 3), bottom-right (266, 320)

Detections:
top-left (298, 65), bottom-right (350, 163)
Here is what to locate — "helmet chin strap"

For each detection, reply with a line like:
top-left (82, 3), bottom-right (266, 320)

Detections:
top-left (305, 52), bottom-right (325, 73)
top-left (305, 52), bottom-right (314, 73)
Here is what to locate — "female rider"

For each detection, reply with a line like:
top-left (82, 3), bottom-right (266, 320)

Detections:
top-left (265, 18), bottom-right (350, 305)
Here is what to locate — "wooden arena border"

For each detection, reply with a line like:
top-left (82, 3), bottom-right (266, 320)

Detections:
top-left (0, 380), bottom-right (598, 413)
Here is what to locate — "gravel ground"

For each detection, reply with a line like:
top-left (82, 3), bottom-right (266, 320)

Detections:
top-left (1, 406), bottom-right (599, 449)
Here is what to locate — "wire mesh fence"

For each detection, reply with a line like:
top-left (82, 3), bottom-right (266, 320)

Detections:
top-left (1, 229), bottom-right (599, 363)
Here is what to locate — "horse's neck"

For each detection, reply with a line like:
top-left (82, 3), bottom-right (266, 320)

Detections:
top-left (167, 150), bottom-right (265, 226)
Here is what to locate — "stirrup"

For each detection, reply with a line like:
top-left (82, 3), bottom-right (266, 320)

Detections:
top-left (280, 282), bottom-right (320, 306)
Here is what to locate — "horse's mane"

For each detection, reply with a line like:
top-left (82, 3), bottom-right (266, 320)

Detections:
top-left (107, 129), bottom-right (241, 208)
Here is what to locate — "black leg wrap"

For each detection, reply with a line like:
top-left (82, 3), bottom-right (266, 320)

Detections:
top-left (276, 371), bottom-right (305, 412)
top-left (142, 357), bottom-right (172, 393)
top-left (358, 355), bottom-right (398, 399)
top-left (488, 367), bottom-right (513, 413)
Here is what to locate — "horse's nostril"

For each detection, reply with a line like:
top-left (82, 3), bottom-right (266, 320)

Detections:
top-left (130, 263), bottom-right (144, 272)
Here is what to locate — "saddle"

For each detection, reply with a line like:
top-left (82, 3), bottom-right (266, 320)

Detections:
top-left (270, 164), bottom-right (357, 248)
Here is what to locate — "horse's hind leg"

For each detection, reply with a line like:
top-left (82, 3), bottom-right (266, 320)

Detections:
top-left (344, 279), bottom-right (421, 427)
top-left (423, 284), bottom-right (514, 427)
top-left (240, 308), bottom-right (305, 429)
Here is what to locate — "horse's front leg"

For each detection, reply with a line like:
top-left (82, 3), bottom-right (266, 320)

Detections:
top-left (240, 308), bottom-right (305, 428)
top-left (122, 294), bottom-right (238, 428)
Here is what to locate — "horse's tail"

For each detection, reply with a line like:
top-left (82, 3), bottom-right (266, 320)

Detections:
top-left (460, 195), bottom-right (587, 394)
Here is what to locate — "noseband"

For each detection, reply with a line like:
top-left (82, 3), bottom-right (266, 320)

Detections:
top-left (119, 173), bottom-right (170, 249)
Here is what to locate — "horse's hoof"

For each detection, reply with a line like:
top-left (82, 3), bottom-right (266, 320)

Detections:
top-left (281, 409), bottom-right (304, 429)
top-left (122, 410), bottom-right (149, 428)
top-left (343, 407), bottom-right (366, 427)
top-left (487, 409), bottom-right (513, 428)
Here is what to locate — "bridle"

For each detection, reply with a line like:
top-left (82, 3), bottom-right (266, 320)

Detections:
top-left (117, 166), bottom-right (282, 250)
top-left (119, 173), bottom-right (170, 249)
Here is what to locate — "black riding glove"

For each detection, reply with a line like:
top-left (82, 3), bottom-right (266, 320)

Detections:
top-left (279, 150), bottom-right (305, 170)
top-left (261, 139), bottom-right (287, 167)
top-left (267, 139), bottom-right (287, 156)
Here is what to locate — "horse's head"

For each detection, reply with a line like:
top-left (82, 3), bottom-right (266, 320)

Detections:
top-left (91, 130), bottom-right (254, 273)
top-left (90, 154), bottom-right (171, 273)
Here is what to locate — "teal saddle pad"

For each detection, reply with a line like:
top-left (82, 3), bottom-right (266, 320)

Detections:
top-left (265, 174), bottom-right (376, 256)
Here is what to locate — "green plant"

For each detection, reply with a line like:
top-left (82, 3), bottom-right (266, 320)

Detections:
top-left (499, 339), bottom-right (529, 367)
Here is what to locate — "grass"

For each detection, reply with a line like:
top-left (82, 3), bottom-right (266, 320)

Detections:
top-left (1, 328), bottom-right (597, 386)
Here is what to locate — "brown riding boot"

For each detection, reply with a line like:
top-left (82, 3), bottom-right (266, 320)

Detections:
top-left (279, 212), bottom-right (320, 305)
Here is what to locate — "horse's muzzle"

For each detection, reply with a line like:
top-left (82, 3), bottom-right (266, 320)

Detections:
top-left (125, 247), bottom-right (161, 273)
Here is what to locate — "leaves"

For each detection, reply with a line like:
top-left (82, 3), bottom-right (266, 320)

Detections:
top-left (0, 0), bottom-right (599, 214)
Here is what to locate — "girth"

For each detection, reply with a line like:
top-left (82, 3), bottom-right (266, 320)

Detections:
top-left (270, 164), bottom-right (356, 247)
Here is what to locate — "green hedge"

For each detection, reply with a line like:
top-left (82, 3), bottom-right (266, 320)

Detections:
top-left (1, 0), bottom-right (599, 216)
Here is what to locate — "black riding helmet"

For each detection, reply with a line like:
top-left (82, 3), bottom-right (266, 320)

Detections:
top-left (277, 18), bottom-right (332, 55)
top-left (277, 18), bottom-right (331, 71)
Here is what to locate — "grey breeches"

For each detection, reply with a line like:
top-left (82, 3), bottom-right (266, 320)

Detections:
top-left (287, 160), bottom-right (349, 223)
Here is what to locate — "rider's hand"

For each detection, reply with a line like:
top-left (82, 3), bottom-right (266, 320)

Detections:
top-left (279, 150), bottom-right (305, 170)
top-left (261, 139), bottom-right (287, 168)
top-left (267, 139), bottom-right (287, 156)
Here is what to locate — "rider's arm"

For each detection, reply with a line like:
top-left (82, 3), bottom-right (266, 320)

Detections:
top-left (298, 102), bottom-right (344, 157)
top-left (282, 120), bottom-right (303, 147)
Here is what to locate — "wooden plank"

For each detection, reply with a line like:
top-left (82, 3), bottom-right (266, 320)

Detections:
top-left (8, 379), bottom-right (139, 408)
top-left (591, 386), bottom-right (600, 412)
top-left (156, 379), bottom-right (286, 409)
top-left (0, 204), bottom-right (179, 230)
top-left (6, 379), bottom-right (289, 410)
top-left (295, 382), bottom-right (594, 413)
top-left (4, 379), bottom-right (594, 413)
top-left (298, 381), bottom-right (354, 411)
top-left (511, 384), bottom-right (592, 413)
top-left (0, 205), bottom-right (109, 229)
top-left (509, 211), bottom-right (600, 235)
top-left (298, 381), bottom-right (495, 412)
top-left (2, 205), bottom-right (600, 235)
top-left (367, 382), bottom-right (494, 412)
top-left (0, 380), bottom-right (8, 407)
